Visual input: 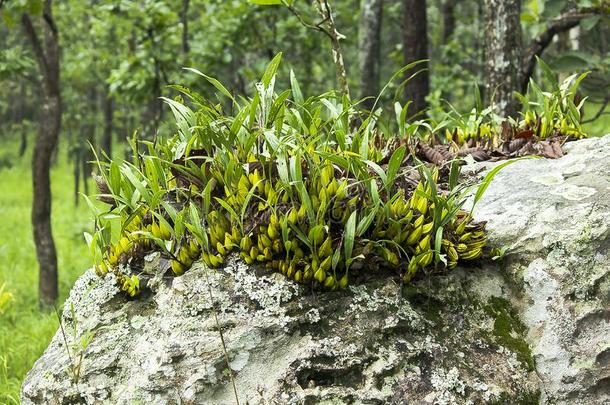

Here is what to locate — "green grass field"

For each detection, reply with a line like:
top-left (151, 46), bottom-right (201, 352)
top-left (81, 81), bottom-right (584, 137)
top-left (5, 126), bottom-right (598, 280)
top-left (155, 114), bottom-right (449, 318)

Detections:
top-left (0, 141), bottom-right (94, 403)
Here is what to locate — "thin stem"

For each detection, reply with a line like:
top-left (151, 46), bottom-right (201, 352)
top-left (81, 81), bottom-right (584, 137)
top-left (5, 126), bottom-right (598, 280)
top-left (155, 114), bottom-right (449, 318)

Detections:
top-left (203, 267), bottom-right (240, 405)
top-left (54, 306), bottom-right (76, 383)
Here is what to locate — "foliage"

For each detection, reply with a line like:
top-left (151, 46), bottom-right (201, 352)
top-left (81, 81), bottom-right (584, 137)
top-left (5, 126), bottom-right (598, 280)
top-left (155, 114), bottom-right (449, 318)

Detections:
top-left (0, 47), bottom-right (35, 81)
top-left (428, 59), bottom-right (590, 153)
top-left (516, 58), bottom-right (589, 139)
top-left (88, 57), bottom-right (499, 298)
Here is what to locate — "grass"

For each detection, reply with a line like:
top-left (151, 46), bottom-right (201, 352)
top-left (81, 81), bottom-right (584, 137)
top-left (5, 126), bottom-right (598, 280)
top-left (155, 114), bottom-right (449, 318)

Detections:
top-left (0, 138), bottom-right (94, 403)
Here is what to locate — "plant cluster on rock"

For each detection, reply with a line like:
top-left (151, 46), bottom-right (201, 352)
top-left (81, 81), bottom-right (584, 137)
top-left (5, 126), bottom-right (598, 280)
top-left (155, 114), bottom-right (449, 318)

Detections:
top-left (88, 55), bottom-right (586, 298)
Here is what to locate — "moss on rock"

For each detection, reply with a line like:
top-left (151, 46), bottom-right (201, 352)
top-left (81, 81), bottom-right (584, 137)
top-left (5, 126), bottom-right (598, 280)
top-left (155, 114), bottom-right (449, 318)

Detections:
top-left (484, 297), bottom-right (534, 371)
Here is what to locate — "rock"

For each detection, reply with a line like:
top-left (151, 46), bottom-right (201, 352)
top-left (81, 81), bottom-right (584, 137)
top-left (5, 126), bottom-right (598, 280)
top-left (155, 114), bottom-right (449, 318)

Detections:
top-left (474, 135), bottom-right (610, 405)
top-left (21, 136), bottom-right (610, 404)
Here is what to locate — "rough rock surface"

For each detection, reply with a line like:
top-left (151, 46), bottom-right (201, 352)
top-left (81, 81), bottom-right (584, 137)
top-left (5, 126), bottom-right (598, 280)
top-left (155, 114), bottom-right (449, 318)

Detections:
top-left (21, 136), bottom-right (610, 404)
top-left (474, 136), bottom-right (610, 404)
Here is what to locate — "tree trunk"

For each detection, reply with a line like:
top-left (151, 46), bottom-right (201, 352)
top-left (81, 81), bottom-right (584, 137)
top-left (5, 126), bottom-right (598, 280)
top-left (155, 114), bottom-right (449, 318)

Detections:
top-left (358, 0), bottom-right (383, 109)
top-left (73, 144), bottom-right (80, 207)
top-left (22, 0), bottom-right (61, 307)
top-left (403, 0), bottom-right (429, 118)
top-left (442, 0), bottom-right (459, 43)
top-left (181, 0), bottom-right (190, 54)
top-left (82, 86), bottom-right (97, 195)
top-left (483, 0), bottom-right (521, 118)
top-left (315, 0), bottom-right (350, 97)
top-left (19, 123), bottom-right (28, 157)
top-left (18, 82), bottom-right (28, 156)
top-left (102, 85), bottom-right (113, 157)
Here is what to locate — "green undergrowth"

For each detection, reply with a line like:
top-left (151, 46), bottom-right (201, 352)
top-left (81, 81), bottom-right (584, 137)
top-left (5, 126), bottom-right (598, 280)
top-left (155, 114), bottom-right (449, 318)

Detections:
top-left (0, 140), bottom-right (93, 403)
top-left (89, 55), bottom-right (515, 298)
top-left (427, 58), bottom-right (589, 149)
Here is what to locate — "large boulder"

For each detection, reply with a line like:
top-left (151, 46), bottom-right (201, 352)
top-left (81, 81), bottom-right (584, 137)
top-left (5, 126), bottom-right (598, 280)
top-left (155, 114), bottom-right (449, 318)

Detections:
top-left (21, 136), bottom-right (610, 404)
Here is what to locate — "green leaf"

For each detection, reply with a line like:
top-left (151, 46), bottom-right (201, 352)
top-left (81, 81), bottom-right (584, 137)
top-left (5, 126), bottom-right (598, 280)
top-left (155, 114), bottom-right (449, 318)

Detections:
top-left (109, 161), bottom-right (121, 194)
top-left (541, 0), bottom-right (568, 19)
top-left (363, 160), bottom-right (388, 185)
top-left (471, 157), bottom-right (534, 213)
top-left (214, 197), bottom-right (239, 223)
top-left (434, 226), bottom-right (445, 265)
top-left (160, 97), bottom-right (195, 140)
top-left (174, 210), bottom-right (186, 239)
top-left (551, 53), bottom-right (591, 72)
top-left (386, 145), bottom-right (406, 189)
top-left (82, 194), bottom-right (101, 216)
top-left (581, 15), bottom-right (600, 31)
top-left (277, 155), bottom-right (290, 185)
top-left (536, 57), bottom-right (558, 89)
top-left (184, 67), bottom-right (236, 104)
top-left (356, 208), bottom-right (377, 236)
top-left (331, 247), bottom-right (342, 270)
top-left (369, 180), bottom-right (380, 206)
top-left (290, 69), bottom-right (304, 105)
top-left (83, 232), bottom-right (94, 250)
top-left (344, 211), bottom-right (357, 264)
top-left (520, 12), bottom-right (537, 23)
top-left (261, 53), bottom-right (282, 88)
top-left (29, 0), bottom-right (43, 15)
top-left (473, 82), bottom-right (483, 113)
top-left (121, 165), bottom-right (151, 203)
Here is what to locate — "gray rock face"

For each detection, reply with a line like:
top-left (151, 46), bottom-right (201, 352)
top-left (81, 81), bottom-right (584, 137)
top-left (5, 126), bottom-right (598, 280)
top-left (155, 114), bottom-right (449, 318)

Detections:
top-left (474, 136), bottom-right (610, 404)
top-left (21, 136), bottom-right (610, 404)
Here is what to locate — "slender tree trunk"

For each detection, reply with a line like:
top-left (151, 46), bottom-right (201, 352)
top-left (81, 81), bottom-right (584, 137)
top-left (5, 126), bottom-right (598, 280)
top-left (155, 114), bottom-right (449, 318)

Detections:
top-left (18, 82), bottom-right (28, 156)
top-left (315, 0), bottom-right (350, 97)
top-left (82, 86), bottom-right (97, 195)
top-left (21, 0), bottom-right (61, 307)
top-left (9, 84), bottom-right (17, 127)
top-left (73, 144), bottom-right (80, 207)
top-left (442, 0), bottom-right (459, 43)
top-left (102, 85), bottom-right (113, 157)
top-left (358, 0), bottom-right (383, 109)
top-left (483, 0), bottom-right (521, 118)
top-left (181, 0), bottom-right (190, 54)
top-left (19, 124), bottom-right (28, 157)
top-left (403, 0), bottom-right (429, 118)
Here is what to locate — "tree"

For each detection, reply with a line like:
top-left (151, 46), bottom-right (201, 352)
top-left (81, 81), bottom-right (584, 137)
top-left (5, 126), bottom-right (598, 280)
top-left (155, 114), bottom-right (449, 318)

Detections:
top-left (358, 0), bottom-right (383, 109)
top-left (442, 0), bottom-right (460, 43)
top-left (21, 0), bottom-right (61, 307)
top-left (314, 0), bottom-right (350, 96)
top-left (483, 0), bottom-right (521, 118)
top-left (403, 0), bottom-right (429, 118)
top-left (181, 0), bottom-right (190, 55)
top-left (102, 84), bottom-right (114, 157)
